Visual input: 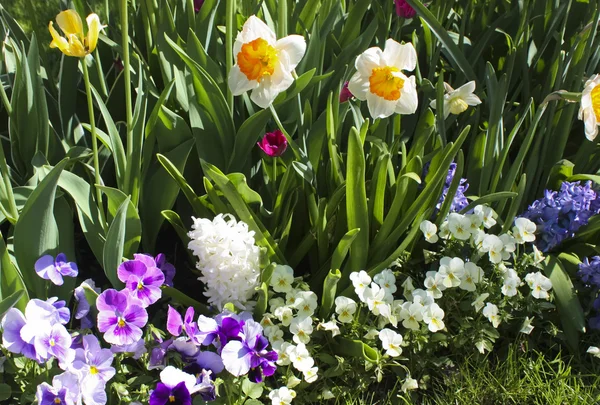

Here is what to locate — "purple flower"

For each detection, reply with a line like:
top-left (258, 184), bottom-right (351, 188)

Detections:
top-left (220, 320), bottom-right (277, 382)
top-left (1, 308), bottom-right (37, 361)
top-left (578, 256), bottom-right (600, 287)
top-left (194, 0), bottom-right (204, 13)
top-left (71, 335), bottom-right (115, 385)
top-left (339, 81), bottom-right (354, 103)
top-left (155, 254), bottom-right (176, 287)
top-left (148, 336), bottom-right (173, 370)
top-left (194, 369), bottom-right (216, 401)
top-left (257, 130), bottom-right (288, 157)
top-left (36, 372), bottom-right (81, 405)
top-left (422, 162), bottom-right (470, 213)
top-left (96, 289), bottom-right (148, 346)
top-left (118, 256), bottom-right (165, 307)
top-left (185, 351), bottom-right (224, 376)
top-left (74, 279), bottom-right (101, 329)
top-left (35, 253), bottom-right (78, 286)
top-left (150, 366), bottom-right (198, 405)
top-left (394, 0), bottom-right (417, 18)
top-left (47, 297), bottom-right (70, 324)
top-left (167, 305), bottom-right (184, 336)
top-left (110, 338), bottom-right (148, 359)
top-left (34, 323), bottom-right (75, 367)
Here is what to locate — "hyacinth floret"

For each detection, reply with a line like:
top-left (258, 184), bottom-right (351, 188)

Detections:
top-left (188, 214), bottom-right (261, 309)
top-left (423, 162), bottom-right (469, 213)
top-left (521, 181), bottom-right (600, 252)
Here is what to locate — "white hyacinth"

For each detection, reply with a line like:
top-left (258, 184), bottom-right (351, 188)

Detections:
top-left (188, 214), bottom-right (261, 309)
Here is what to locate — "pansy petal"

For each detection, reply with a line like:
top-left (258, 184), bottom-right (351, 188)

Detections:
top-left (34, 254), bottom-right (55, 280)
top-left (383, 39), bottom-right (417, 72)
top-left (275, 35), bottom-right (306, 70)
top-left (56, 9), bottom-right (83, 36)
top-left (221, 340), bottom-right (252, 376)
top-left (167, 306), bottom-right (183, 336)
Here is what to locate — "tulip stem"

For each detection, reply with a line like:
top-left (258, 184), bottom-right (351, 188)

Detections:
top-left (225, 0), bottom-right (235, 113)
top-left (120, 0), bottom-right (136, 205)
top-left (272, 157), bottom-right (277, 185)
top-left (269, 105), bottom-right (302, 162)
top-left (278, 0), bottom-right (287, 37)
top-left (82, 59), bottom-right (108, 233)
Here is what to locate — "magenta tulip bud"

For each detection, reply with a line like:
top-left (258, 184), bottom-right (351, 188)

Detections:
top-left (394, 0), bottom-right (417, 19)
top-left (339, 81), bottom-right (354, 103)
top-left (194, 0), bottom-right (204, 13)
top-left (257, 130), bottom-right (288, 157)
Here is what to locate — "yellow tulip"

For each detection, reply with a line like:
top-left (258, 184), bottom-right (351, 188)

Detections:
top-left (48, 10), bottom-right (104, 58)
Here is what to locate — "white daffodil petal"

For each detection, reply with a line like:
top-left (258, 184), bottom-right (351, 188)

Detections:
top-left (251, 76), bottom-right (285, 108)
top-left (348, 72), bottom-right (370, 101)
top-left (276, 35), bottom-right (306, 70)
top-left (356, 47), bottom-right (384, 76)
top-left (228, 65), bottom-right (258, 95)
top-left (429, 99), bottom-right (437, 109)
top-left (584, 111), bottom-right (599, 141)
top-left (462, 94), bottom-right (482, 106)
top-left (383, 39), bottom-right (417, 72)
top-left (456, 81), bottom-right (476, 96)
top-left (367, 91), bottom-right (397, 119)
top-left (239, 15), bottom-right (276, 45)
top-left (395, 76), bottom-right (418, 115)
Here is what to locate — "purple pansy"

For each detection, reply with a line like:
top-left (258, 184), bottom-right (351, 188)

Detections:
top-left (149, 366), bottom-right (199, 405)
top-left (34, 322), bottom-right (75, 367)
top-left (96, 289), bottom-right (148, 346)
top-left (47, 297), bottom-right (70, 325)
top-left (117, 256), bottom-right (165, 307)
top-left (74, 279), bottom-right (101, 329)
top-left (36, 372), bottom-right (81, 405)
top-left (220, 320), bottom-right (277, 383)
top-left (155, 254), bottom-right (176, 287)
top-left (148, 336), bottom-right (174, 370)
top-left (1, 308), bottom-right (37, 361)
top-left (110, 337), bottom-right (148, 359)
top-left (71, 335), bottom-right (116, 385)
top-left (35, 253), bottom-right (78, 286)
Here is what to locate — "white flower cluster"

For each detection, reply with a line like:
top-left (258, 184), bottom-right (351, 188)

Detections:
top-left (187, 214), bottom-right (261, 309)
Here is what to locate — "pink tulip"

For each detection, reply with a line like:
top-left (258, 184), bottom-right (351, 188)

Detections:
top-left (339, 81), bottom-right (354, 103)
top-left (257, 130), bottom-right (288, 157)
top-left (394, 0), bottom-right (417, 19)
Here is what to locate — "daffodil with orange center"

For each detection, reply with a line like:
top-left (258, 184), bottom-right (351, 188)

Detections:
top-left (579, 74), bottom-right (600, 141)
top-left (229, 15), bottom-right (306, 108)
top-left (48, 10), bottom-right (105, 58)
top-left (348, 39), bottom-right (419, 119)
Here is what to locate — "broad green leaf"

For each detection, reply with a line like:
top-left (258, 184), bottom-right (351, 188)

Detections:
top-left (0, 290), bottom-right (24, 319)
top-left (241, 378), bottom-right (264, 399)
top-left (0, 235), bottom-right (27, 311)
top-left (332, 337), bottom-right (380, 363)
top-left (102, 197), bottom-right (129, 289)
top-left (98, 186), bottom-right (141, 259)
top-left (0, 383), bottom-right (10, 401)
top-left (459, 192), bottom-right (518, 215)
top-left (254, 282), bottom-right (269, 320)
top-left (162, 286), bottom-right (209, 314)
top-left (319, 269), bottom-right (341, 319)
top-left (228, 109), bottom-right (270, 173)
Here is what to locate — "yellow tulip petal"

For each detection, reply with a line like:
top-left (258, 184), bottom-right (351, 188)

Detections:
top-left (48, 21), bottom-right (72, 55)
top-left (67, 34), bottom-right (87, 58)
top-left (56, 9), bottom-right (83, 36)
top-left (85, 13), bottom-right (103, 53)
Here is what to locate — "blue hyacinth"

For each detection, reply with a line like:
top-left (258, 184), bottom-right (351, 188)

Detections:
top-left (423, 162), bottom-right (470, 213)
top-left (577, 257), bottom-right (600, 330)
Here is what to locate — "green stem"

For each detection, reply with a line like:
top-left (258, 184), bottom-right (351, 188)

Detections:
top-left (121, 0), bottom-right (135, 202)
top-left (272, 157), bottom-right (277, 185)
top-left (0, 79), bottom-right (11, 115)
top-left (0, 139), bottom-right (17, 222)
top-left (225, 0), bottom-right (235, 113)
top-left (82, 59), bottom-right (108, 232)
top-left (278, 0), bottom-right (287, 37)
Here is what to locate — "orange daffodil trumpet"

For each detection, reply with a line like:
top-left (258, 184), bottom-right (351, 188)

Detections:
top-left (578, 74), bottom-right (600, 141)
top-left (48, 10), bottom-right (105, 58)
top-left (348, 39), bottom-right (418, 119)
top-left (430, 81), bottom-right (481, 118)
top-left (228, 16), bottom-right (307, 108)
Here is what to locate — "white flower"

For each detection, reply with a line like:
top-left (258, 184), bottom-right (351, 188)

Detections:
top-left (293, 291), bottom-right (318, 318)
top-left (438, 221), bottom-right (451, 239)
top-left (482, 303), bottom-right (501, 328)
top-left (285, 289), bottom-right (302, 307)
top-left (424, 271), bottom-right (446, 299)
top-left (474, 205), bottom-right (497, 229)
top-left (348, 39), bottom-right (418, 119)
top-left (303, 366), bottom-right (319, 383)
top-left (420, 220), bottom-right (439, 243)
top-left (480, 234), bottom-right (505, 264)
top-left (472, 229), bottom-right (486, 246)
top-left (229, 16), bottom-right (306, 108)
top-left (374, 269), bottom-right (397, 298)
top-left (364, 283), bottom-right (392, 316)
top-left (378, 328), bottom-right (403, 357)
top-left (401, 377), bottom-right (419, 393)
top-left (317, 319), bottom-right (340, 337)
top-left (438, 256), bottom-right (465, 288)
top-left (578, 74), bottom-right (600, 141)
top-left (400, 302), bottom-right (424, 330)
top-left (188, 214), bottom-right (260, 309)
top-left (499, 234), bottom-right (516, 257)
top-left (270, 265), bottom-right (295, 293)
top-left (274, 306), bottom-right (294, 327)
top-left (289, 343), bottom-right (314, 372)
top-left (160, 366), bottom-right (198, 394)
top-left (287, 376), bottom-right (301, 388)
top-left (364, 328), bottom-right (379, 340)
top-left (471, 293), bottom-right (489, 313)
top-left (265, 325), bottom-right (284, 343)
top-left (587, 346), bottom-right (600, 358)
top-left (274, 342), bottom-right (293, 366)
top-left (422, 303), bottom-right (445, 332)
top-left (430, 81), bottom-right (481, 118)
top-left (402, 276), bottom-right (415, 300)
top-left (459, 262), bottom-right (484, 292)
top-left (322, 389), bottom-right (335, 400)
top-left (501, 269), bottom-right (521, 297)
top-left (290, 316), bottom-right (313, 344)
top-left (524, 272), bottom-right (552, 300)
top-left (532, 245), bottom-right (545, 264)
top-left (411, 289), bottom-right (434, 307)
top-left (269, 387), bottom-right (296, 405)
top-left (269, 297), bottom-right (286, 312)
top-left (512, 217), bottom-right (536, 244)
top-left (335, 296), bottom-right (357, 323)
top-left (520, 317), bottom-right (534, 335)
top-left (447, 213), bottom-right (472, 240)
top-left (350, 270), bottom-right (372, 302)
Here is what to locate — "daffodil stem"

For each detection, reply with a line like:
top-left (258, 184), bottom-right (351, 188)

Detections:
top-left (82, 59), bottom-right (108, 233)
top-left (278, 0), bottom-right (287, 37)
top-left (225, 0), bottom-right (235, 113)
top-left (120, 0), bottom-right (136, 204)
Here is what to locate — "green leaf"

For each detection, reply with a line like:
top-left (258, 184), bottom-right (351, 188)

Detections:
top-left (14, 159), bottom-right (69, 298)
top-left (0, 383), bottom-right (11, 401)
top-left (0, 235), bottom-right (28, 311)
top-left (98, 187), bottom-right (141, 259)
top-left (331, 229), bottom-right (360, 277)
top-left (102, 197), bottom-right (130, 289)
top-left (228, 109), bottom-right (271, 172)
top-left (0, 290), bottom-right (24, 319)
top-left (253, 282), bottom-right (269, 320)
top-left (319, 269), bottom-right (341, 319)
top-left (241, 378), bottom-right (264, 399)
top-left (331, 337), bottom-right (380, 363)
top-left (162, 286), bottom-right (210, 314)
top-left (459, 192), bottom-right (519, 215)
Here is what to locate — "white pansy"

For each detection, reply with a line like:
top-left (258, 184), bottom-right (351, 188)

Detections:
top-left (401, 377), bottom-right (419, 393)
top-left (501, 269), bottom-right (521, 297)
top-left (424, 271), bottom-right (446, 299)
top-left (532, 245), bottom-right (545, 264)
top-left (438, 221), bottom-right (451, 239)
top-left (378, 328), bottom-right (403, 357)
top-left (447, 213), bottom-right (472, 240)
top-left (472, 229), bottom-right (486, 246)
top-left (269, 297), bottom-right (286, 312)
top-left (578, 74), bottom-right (600, 141)
top-left (364, 328), bottom-right (379, 340)
top-left (274, 342), bottom-right (293, 366)
top-left (229, 16), bottom-right (306, 108)
top-left (480, 234), bottom-right (505, 264)
top-left (422, 303), bottom-right (445, 332)
top-left (400, 302), bottom-right (424, 330)
top-left (270, 265), bottom-right (295, 293)
top-left (274, 306), bottom-right (294, 327)
top-left (524, 272), bottom-right (552, 300)
top-left (285, 289), bottom-right (302, 307)
top-left (471, 293), bottom-right (489, 313)
top-left (265, 325), bottom-right (284, 343)
top-left (188, 214), bottom-right (260, 309)
top-left (269, 387), bottom-right (296, 405)
top-left (303, 366), bottom-right (319, 383)
top-left (348, 39), bottom-right (418, 119)
top-left (482, 302), bottom-right (501, 328)
top-left (260, 313), bottom-right (276, 329)
top-left (459, 262), bottom-right (484, 292)
top-left (412, 289), bottom-right (434, 307)
top-left (474, 205), bottom-right (497, 229)
top-left (290, 316), bottom-right (313, 344)
top-left (335, 296), bottom-right (357, 323)
top-left (364, 283), bottom-right (392, 317)
top-left (317, 319), bottom-right (340, 337)
top-left (512, 217), bottom-right (537, 244)
top-left (499, 234), bottom-right (516, 257)
top-left (294, 291), bottom-right (318, 319)
top-left (438, 257), bottom-right (465, 288)
top-left (374, 269), bottom-right (398, 298)
top-left (322, 389), bottom-right (335, 400)
top-left (349, 270), bottom-right (372, 302)
top-left (420, 220), bottom-right (439, 243)
top-left (587, 346), bottom-right (600, 358)
top-left (430, 81), bottom-right (481, 118)
top-left (289, 343), bottom-right (314, 372)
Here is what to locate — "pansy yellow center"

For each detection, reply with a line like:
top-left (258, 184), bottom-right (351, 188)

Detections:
top-left (137, 281), bottom-right (144, 290)
top-left (237, 38), bottom-right (278, 82)
top-left (169, 395), bottom-right (176, 402)
top-left (49, 338), bottom-right (56, 347)
top-left (278, 278), bottom-right (287, 286)
top-left (591, 85), bottom-right (600, 120)
top-left (54, 399), bottom-right (62, 404)
top-left (117, 318), bottom-right (126, 328)
top-left (369, 66), bottom-right (404, 101)
top-left (449, 97), bottom-right (469, 115)
top-left (90, 366), bottom-right (98, 375)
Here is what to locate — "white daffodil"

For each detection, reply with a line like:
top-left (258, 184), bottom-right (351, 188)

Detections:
top-left (350, 270), bottom-right (372, 302)
top-left (348, 39), bottom-right (418, 119)
top-left (474, 205), bottom-right (497, 229)
top-left (420, 220), bottom-right (439, 243)
top-left (293, 291), bottom-right (318, 318)
top-left (290, 316), bottom-right (313, 344)
top-left (422, 303), bottom-right (445, 332)
top-left (229, 15), bottom-right (306, 108)
top-left (274, 306), bottom-right (294, 327)
top-left (335, 296), bottom-right (357, 323)
top-left (524, 272), bottom-right (552, 300)
top-left (430, 81), bottom-right (482, 118)
top-left (512, 217), bottom-right (537, 244)
top-left (378, 328), bottom-right (403, 357)
top-left (400, 302), bottom-right (424, 330)
top-left (424, 271), bottom-right (446, 299)
top-left (447, 213), bottom-right (472, 240)
top-left (270, 264), bottom-right (295, 293)
top-left (578, 74), bottom-right (600, 141)
top-left (482, 303), bottom-right (501, 328)
top-left (459, 262), bottom-right (484, 292)
top-left (303, 366), bottom-right (319, 383)
top-left (438, 256), bottom-right (465, 288)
